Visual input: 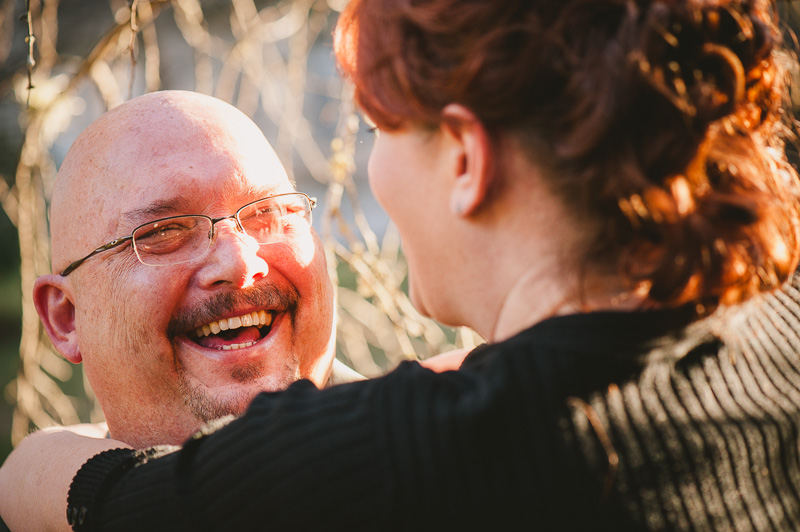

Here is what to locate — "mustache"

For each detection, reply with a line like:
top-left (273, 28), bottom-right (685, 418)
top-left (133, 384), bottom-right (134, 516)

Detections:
top-left (167, 283), bottom-right (299, 338)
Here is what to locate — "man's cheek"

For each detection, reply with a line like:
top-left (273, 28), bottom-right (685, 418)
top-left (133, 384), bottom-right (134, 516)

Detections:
top-left (110, 273), bottom-right (184, 350)
top-left (292, 234), bottom-right (318, 266)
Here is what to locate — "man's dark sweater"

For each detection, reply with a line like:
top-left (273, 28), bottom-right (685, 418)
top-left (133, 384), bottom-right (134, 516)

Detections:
top-left (67, 274), bottom-right (800, 531)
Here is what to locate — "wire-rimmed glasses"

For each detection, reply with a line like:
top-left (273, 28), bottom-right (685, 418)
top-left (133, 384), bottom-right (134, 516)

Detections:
top-left (60, 192), bottom-right (316, 276)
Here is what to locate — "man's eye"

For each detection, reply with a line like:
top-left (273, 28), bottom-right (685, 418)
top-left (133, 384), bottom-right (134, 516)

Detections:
top-left (276, 200), bottom-right (308, 217)
top-left (247, 204), bottom-right (302, 221)
top-left (241, 209), bottom-right (273, 224)
top-left (138, 224), bottom-right (188, 240)
top-left (134, 221), bottom-right (198, 254)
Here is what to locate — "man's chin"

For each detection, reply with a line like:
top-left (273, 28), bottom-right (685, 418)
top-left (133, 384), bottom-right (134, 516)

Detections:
top-left (180, 381), bottom-right (258, 423)
top-left (178, 371), bottom-right (296, 423)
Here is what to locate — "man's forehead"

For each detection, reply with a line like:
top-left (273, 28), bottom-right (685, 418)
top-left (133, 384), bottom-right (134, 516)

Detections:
top-left (50, 90), bottom-right (295, 268)
top-left (92, 127), bottom-right (292, 226)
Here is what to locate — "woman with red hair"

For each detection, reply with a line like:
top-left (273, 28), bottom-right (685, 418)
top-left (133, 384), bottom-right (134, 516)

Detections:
top-left (4, 1), bottom-right (800, 530)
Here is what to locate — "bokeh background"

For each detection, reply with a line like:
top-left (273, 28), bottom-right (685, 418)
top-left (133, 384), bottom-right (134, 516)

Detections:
top-left (0, 0), bottom-right (484, 464)
top-left (2, 0), bottom-right (800, 466)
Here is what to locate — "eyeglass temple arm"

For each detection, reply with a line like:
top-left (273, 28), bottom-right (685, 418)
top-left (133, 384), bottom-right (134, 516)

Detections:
top-left (60, 236), bottom-right (133, 276)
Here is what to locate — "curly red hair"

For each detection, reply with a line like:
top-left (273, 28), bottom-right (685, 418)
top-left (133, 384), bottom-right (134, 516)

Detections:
top-left (335, 0), bottom-right (800, 308)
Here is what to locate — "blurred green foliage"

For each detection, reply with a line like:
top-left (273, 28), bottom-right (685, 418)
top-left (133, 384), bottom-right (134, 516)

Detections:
top-left (0, 207), bottom-right (21, 463)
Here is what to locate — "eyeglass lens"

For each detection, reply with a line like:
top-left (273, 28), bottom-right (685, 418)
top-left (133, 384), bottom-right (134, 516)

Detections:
top-left (131, 194), bottom-right (312, 266)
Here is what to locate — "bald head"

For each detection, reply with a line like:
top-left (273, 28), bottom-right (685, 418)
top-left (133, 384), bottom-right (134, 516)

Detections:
top-left (51, 91), bottom-right (286, 275)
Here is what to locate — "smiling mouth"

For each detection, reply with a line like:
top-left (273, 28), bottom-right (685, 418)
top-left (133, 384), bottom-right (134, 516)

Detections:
top-left (191, 310), bottom-right (275, 351)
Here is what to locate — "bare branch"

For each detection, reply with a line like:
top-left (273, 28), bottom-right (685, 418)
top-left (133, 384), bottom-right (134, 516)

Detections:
top-left (128, 0), bottom-right (140, 98)
top-left (24, 0), bottom-right (36, 107)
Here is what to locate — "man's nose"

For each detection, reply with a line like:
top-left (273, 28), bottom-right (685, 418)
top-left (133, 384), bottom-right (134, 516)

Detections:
top-left (196, 219), bottom-right (269, 289)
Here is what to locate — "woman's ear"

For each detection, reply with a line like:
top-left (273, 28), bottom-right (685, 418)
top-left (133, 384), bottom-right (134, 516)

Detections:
top-left (440, 104), bottom-right (493, 217)
top-left (33, 275), bottom-right (82, 363)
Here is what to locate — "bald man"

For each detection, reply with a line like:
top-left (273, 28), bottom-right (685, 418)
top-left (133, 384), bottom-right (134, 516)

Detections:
top-left (32, 91), bottom-right (347, 448)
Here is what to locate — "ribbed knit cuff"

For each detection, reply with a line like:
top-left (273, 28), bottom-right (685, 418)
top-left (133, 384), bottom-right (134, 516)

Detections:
top-left (67, 448), bottom-right (137, 531)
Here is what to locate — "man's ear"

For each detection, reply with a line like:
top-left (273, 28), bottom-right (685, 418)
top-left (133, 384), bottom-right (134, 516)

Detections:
top-left (440, 104), bottom-right (493, 217)
top-left (32, 275), bottom-right (82, 363)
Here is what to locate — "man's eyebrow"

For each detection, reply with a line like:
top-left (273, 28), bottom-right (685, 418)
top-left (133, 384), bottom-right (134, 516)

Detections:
top-left (245, 185), bottom-right (284, 198)
top-left (119, 188), bottom-right (285, 225)
top-left (121, 197), bottom-right (196, 225)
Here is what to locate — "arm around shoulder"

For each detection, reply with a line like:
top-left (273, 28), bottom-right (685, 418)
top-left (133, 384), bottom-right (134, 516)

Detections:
top-left (0, 427), bottom-right (131, 532)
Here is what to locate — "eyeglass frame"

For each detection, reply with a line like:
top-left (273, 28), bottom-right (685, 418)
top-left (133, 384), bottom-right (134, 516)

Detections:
top-left (59, 192), bottom-right (317, 277)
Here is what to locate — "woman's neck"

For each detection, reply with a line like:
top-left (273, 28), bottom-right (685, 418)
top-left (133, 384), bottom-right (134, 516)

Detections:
top-left (464, 147), bottom-right (646, 342)
top-left (489, 260), bottom-right (645, 342)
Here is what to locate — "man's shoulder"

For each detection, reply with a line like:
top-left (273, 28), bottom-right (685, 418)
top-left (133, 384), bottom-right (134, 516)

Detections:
top-left (327, 359), bottom-right (366, 386)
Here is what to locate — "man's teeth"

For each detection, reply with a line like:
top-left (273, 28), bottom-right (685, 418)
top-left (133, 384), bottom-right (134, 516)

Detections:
top-left (195, 310), bottom-right (274, 338)
top-left (222, 341), bottom-right (256, 351)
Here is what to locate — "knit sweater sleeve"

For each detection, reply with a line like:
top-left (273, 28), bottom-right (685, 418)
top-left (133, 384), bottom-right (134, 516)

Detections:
top-left (67, 361), bottom-right (486, 531)
top-left (67, 334), bottom-right (608, 532)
